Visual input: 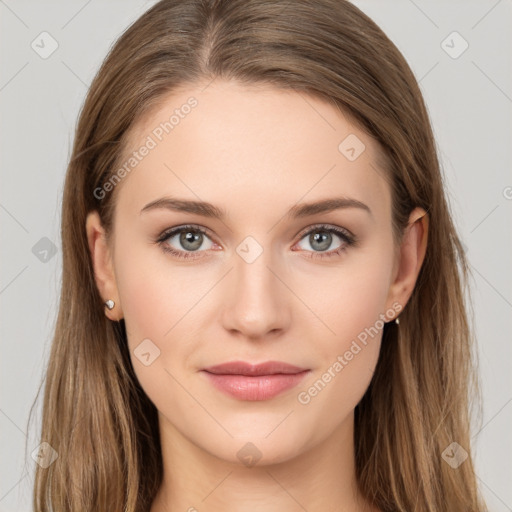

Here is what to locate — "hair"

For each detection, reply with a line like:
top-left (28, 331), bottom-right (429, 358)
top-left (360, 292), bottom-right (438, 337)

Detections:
top-left (29, 0), bottom-right (487, 511)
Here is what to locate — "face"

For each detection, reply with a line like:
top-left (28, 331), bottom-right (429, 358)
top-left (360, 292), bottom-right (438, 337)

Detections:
top-left (88, 79), bottom-right (422, 466)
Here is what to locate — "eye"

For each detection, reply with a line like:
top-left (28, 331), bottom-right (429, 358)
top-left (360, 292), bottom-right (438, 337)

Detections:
top-left (293, 224), bottom-right (356, 260)
top-left (156, 223), bottom-right (357, 261)
top-left (156, 225), bottom-right (217, 260)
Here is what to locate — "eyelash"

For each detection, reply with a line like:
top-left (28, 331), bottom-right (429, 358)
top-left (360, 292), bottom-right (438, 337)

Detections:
top-left (155, 223), bottom-right (357, 261)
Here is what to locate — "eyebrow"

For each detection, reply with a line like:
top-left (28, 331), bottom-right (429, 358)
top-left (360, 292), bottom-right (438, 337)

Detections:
top-left (139, 196), bottom-right (372, 219)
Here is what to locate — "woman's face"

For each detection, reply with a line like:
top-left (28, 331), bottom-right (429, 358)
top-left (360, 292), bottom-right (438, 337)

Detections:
top-left (90, 79), bottom-right (420, 465)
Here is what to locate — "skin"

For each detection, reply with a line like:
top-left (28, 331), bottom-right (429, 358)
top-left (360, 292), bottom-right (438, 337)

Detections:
top-left (86, 79), bottom-right (428, 512)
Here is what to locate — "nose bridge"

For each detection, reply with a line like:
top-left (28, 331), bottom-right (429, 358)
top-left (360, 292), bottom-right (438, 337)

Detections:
top-left (221, 236), bottom-right (290, 337)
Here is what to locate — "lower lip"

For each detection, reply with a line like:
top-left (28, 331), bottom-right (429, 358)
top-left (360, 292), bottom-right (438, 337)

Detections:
top-left (201, 370), bottom-right (310, 401)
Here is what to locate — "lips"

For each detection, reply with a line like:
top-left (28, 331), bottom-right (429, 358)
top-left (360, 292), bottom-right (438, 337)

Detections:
top-left (201, 360), bottom-right (310, 401)
top-left (202, 360), bottom-right (308, 376)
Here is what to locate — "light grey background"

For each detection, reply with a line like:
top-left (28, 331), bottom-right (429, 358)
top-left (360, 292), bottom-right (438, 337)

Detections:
top-left (1, 1), bottom-right (511, 510)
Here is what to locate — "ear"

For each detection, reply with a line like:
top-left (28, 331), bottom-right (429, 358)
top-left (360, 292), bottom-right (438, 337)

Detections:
top-left (85, 211), bottom-right (123, 321)
top-left (385, 207), bottom-right (429, 318)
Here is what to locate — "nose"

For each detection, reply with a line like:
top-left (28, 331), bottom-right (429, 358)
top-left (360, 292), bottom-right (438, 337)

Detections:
top-left (220, 245), bottom-right (292, 340)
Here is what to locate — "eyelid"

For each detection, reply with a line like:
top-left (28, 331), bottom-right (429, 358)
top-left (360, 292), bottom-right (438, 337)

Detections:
top-left (294, 222), bottom-right (355, 241)
top-left (156, 224), bottom-right (216, 243)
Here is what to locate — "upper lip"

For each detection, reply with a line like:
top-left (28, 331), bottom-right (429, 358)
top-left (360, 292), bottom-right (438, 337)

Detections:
top-left (202, 360), bottom-right (308, 376)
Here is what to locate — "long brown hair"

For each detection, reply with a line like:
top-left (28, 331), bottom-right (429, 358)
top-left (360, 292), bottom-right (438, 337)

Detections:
top-left (31, 0), bottom-right (487, 510)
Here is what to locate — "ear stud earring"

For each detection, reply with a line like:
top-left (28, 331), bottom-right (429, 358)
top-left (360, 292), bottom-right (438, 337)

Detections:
top-left (395, 317), bottom-right (400, 325)
top-left (105, 299), bottom-right (115, 310)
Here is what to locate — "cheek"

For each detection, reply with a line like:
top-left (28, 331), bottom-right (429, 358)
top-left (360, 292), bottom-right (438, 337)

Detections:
top-left (113, 229), bottom-right (199, 337)
top-left (307, 247), bottom-right (394, 346)
top-left (295, 283), bottom-right (388, 436)
top-left (113, 238), bottom-right (209, 389)
top-left (112, 235), bottom-right (183, 363)
top-left (297, 248), bottom-right (393, 401)
top-left (115, 258), bottom-right (166, 343)
top-left (113, 245), bottom-right (189, 413)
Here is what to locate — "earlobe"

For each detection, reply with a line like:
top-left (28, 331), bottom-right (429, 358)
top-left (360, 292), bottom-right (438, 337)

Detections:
top-left (85, 211), bottom-right (123, 321)
top-left (386, 207), bottom-right (429, 318)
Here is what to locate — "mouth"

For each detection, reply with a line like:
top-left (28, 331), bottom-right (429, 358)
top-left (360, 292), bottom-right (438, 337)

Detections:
top-left (201, 360), bottom-right (311, 401)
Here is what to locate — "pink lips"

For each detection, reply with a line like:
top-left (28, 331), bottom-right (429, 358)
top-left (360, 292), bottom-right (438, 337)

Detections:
top-left (201, 361), bottom-right (310, 401)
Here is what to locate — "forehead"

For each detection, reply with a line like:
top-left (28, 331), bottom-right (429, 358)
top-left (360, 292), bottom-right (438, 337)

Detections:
top-left (114, 80), bottom-right (391, 222)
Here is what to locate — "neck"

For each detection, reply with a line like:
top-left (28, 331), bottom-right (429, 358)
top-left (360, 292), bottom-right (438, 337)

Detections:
top-left (150, 411), bottom-right (379, 512)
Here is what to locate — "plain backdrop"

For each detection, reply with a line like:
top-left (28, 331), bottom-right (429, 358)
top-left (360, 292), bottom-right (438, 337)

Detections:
top-left (1, 1), bottom-right (511, 510)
